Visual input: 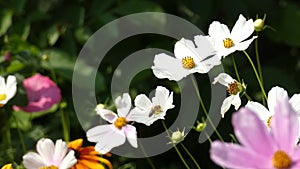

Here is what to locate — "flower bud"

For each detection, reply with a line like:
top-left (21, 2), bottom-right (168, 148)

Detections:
top-left (168, 129), bottom-right (186, 144)
top-left (195, 121), bottom-right (206, 132)
top-left (254, 18), bottom-right (264, 32)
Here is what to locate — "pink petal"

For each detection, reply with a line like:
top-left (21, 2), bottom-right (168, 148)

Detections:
top-left (96, 108), bottom-right (117, 123)
top-left (17, 73), bottom-right (61, 112)
top-left (271, 98), bottom-right (299, 153)
top-left (232, 108), bottom-right (276, 156)
top-left (210, 141), bottom-right (270, 169)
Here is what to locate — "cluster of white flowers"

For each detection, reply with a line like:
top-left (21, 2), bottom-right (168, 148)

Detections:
top-left (86, 86), bottom-right (175, 153)
top-left (85, 14), bottom-right (263, 153)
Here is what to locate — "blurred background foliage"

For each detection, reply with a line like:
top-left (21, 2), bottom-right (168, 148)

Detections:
top-left (0, 0), bottom-right (299, 168)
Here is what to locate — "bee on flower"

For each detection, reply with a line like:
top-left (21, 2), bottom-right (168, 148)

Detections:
top-left (130, 86), bottom-right (174, 126)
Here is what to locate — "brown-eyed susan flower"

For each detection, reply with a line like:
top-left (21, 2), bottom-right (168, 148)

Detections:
top-left (68, 139), bottom-right (112, 169)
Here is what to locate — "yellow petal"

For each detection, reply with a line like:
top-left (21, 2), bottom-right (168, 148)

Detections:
top-left (68, 139), bottom-right (83, 150)
top-left (1, 164), bottom-right (12, 169)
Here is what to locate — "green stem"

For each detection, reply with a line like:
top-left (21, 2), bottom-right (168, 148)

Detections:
top-left (231, 55), bottom-right (241, 82)
top-left (190, 76), bottom-right (224, 142)
top-left (162, 121), bottom-right (190, 169)
top-left (12, 114), bottom-right (27, 154)
top-left (180, 143), bottom-right (201, 169)
top-left (255, 36), bottom-right (266, 106)
top-left (244, 92), bottom-right (252, 101)
top-left (60, 109), bottom-right (70, 142)
top-left (243, 51), bottom-right (267, 101)
top-left (138, 140), bottom-right (156, 169)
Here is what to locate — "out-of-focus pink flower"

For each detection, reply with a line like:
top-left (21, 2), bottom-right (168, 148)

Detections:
top-left (210, 98), bottom-right (300, 169)
top-left (14, 73), bottom-right (61, 112)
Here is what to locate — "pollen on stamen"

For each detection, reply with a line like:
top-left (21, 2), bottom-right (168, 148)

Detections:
top-left (0, 94), bottom-right (7, 101)
top-left (114, 117), bottom-right (127, 129)
top-left (223, 38), bottom-right (234, 48)
top-left (182, 56), bottom-right (195, 69)
top-left (267, 116), bottom-right (272, 127)
top-left (272, 150), bottom-right (291, 169)
top-left (38, 165), bottom-right (58, 169)
top-left (227, 81), bottom-right (240, 95)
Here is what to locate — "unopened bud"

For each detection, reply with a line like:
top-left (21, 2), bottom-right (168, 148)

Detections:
top-left (254, 18), bottom-right (264, 32)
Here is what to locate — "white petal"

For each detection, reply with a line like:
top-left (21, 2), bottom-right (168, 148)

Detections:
top-left (96, 108), bottom-right (117, 123)
top-left (212, 73), bottom-right (235, 86)
top-left (115, 93), bottom-right (132, 117)
top-left (134, 94), bottom-right (152, 111)
top-left (124, 125), bottom-right (138, 148)
top-left (174, 38), bottom-right (200, 63)
top-left (58, 150), bottom-right (77, 169)
top-left (87, 124), bottom-right (126, 154)
top-left (245, 101), bottom-right (272, 121)
top-left (0, 76), bottom-right (5, 89)
top-left (23, 152), bottom-right (44, 169)
top-left (193, 35), bottom-right (216, 60)
top-left (231, 14), bottom-right (255, 43)
top-left (208, 21), bottom-right (230, 41)
top-left (53, 139), bottom-right (68, 166)
top-left (217, 47), bottom-right (237, 58)
top-left (36, 138), bottom-right (55, 165)
top-left (152, 53), bottom-right (190, 81)
top-left (290, 94), bottom-right (300, 114)
top-left (164, 91), bottom-right (175, 111)
top-left (220, 95), bottom-right (236, 118)
top-left (127, 108), bottom-right (150, 125)
top-left (267, 86), bottom-right (288, 113)
top-left (234, 36), bottom-right (257, 51)
top-left (232, 94), bottom-right (241, 110)
top-left (152, 86), bottom-right (169, 107)
top-left (5, 75), bottom-right (17, 100)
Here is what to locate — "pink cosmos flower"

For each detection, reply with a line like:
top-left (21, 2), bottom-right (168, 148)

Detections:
top-left (14, 73), bottom-right (61, 112)
top-left (210, 98), bottom-right (300, 169)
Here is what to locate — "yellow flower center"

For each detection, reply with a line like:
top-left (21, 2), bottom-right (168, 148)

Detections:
top-left (267, 116), bottom-right (273, 127)
top-left (114, 117), bottom-right (127, 129)
top-left (38, 165), bottom-right (58, 169)
top-left (227, 81), bottom-right (240, 95)
top-left (0, 94), bottom-right (7, 101)
top-left (182, 56), bottom-right (195, 69)
top-left (149, 105), bottom-right (163, 117)
top-left (272, 150), bottom-right (291, 169)
top-left (223, 38), bottom-right (234, 48)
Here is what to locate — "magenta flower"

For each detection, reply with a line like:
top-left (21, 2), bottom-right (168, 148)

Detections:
top-left (210, 98), bottom-right (300, 169)
top-left (14, 74), bottom-right (61, 112)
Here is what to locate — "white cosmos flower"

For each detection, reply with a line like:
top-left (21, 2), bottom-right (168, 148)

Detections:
top-left (0, 75), bottom-right (17, 107)
top-left (151, 36), bottom-right (221, 81)
top-left (86, 93), bottom-right (137, 154)
top-left (246, 86), bottom-right (300, 131)
top-left (22, 138), bottom-right (77, 169)
top-left (208, 14), bottom-right (257, 58)
top-left (213, 73), bottom-right (245, 118)
top-left (129, 86), bottom-right (174, 126)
